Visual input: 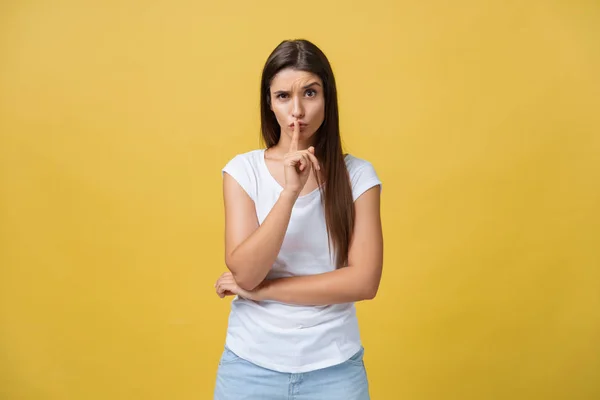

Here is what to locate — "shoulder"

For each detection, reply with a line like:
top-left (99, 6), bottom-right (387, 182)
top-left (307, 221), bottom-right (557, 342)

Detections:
top-left (344, 153), bottom-right (376, 173)
top-left (221, 149), bottom-right (265, 201)
top-left (344, 154), bottom-right (382, 201)
top-left (224, 149), bottom-right (264, 168)
top-left (222, 149), bottom-right (265, 177)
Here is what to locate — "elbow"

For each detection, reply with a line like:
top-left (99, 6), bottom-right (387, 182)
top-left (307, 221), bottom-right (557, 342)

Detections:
top-left (236, 275), bottom-right (260, 291)
top-left (359, 272), bottom-right (382, 301)
top-left (362, 285), bottom-right (379, 301)
top-left (225, 257), bottom-right (261, 291)
top-left (354, 280), bottom-right (379, 301)
top-left (349, 261), bottom-right (382, 301)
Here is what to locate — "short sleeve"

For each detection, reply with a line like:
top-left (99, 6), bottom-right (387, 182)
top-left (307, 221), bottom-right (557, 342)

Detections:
top-left (348, 159), bottom-right (382, 202)
top-left (222, 154), bottom-right (257, 202)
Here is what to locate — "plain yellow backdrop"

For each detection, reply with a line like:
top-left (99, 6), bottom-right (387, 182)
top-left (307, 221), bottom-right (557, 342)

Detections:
top-left (1, 1), bottom-right (599, 399)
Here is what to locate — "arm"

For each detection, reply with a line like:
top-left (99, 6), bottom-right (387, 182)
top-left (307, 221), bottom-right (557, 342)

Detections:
top-left (254, 185), bottom-right (383, 306)
top-left (223, 172), bottom-right (298, 291)
top-left (223, 123), bottom-right (320, 291)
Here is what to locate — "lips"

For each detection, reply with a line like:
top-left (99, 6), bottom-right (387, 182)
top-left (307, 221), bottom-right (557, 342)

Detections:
top-left (288, 122), bottom-right (308, 128)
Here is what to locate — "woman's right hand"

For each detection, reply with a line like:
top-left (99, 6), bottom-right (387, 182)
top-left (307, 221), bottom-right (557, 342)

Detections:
top-left (283, 121), bottom-right (320, 197)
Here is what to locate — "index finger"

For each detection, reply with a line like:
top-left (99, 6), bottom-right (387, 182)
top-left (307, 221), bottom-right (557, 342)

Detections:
top-left (289, 121), bottom-right (299, 152)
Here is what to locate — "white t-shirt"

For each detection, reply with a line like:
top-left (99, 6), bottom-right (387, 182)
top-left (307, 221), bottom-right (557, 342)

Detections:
top-left (221, 148), bottom-right (382, 373)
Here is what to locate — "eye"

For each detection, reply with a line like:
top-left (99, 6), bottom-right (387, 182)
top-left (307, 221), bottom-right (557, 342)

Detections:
top-left (305, 89), bottom-right (317, 97)
top-left (276, 93), bottom-right (289, 99)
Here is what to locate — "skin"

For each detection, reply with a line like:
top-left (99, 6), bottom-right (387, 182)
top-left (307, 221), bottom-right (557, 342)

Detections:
top-left (265, 68), bottom-right (325, 196)
top-left (214, 68), bottom-right (383, 306)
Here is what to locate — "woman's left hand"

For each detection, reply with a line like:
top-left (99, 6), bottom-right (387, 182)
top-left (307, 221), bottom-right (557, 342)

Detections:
top-left (214, 272), bottom-right (259, 301)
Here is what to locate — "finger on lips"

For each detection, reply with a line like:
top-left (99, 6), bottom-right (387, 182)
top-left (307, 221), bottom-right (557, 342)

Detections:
top-left (290, 121), bottom-right (299, 152)
top-left (286, 121), bottom-right (322, 172)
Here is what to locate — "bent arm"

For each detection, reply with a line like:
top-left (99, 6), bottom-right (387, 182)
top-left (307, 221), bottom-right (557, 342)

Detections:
top-left (223, 173), bottom-right (297, 291)
top-left (255, 186), bottom-right (383, 306)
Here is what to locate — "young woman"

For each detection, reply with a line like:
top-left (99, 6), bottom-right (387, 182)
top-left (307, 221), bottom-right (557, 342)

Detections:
top-left (213, 39), bottom-right (383, 400)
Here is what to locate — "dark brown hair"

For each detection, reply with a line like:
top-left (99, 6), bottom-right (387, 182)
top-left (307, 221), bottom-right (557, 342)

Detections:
top-left (260, 39), bottom-right (354, 269)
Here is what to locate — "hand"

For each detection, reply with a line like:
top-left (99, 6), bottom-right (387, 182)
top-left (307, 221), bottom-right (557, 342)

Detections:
top-left (283, 121), bottom-right (320, 196)
top-left (214, 272), bottom-right (259, 301)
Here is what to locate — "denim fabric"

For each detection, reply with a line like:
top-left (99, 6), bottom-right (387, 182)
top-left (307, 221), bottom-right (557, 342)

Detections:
top-left (214, 346), bottom-right (370, 400)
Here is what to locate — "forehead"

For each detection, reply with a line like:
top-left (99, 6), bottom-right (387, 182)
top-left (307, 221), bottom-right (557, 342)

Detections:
top-left (270, 68), bottom-right (322, 90)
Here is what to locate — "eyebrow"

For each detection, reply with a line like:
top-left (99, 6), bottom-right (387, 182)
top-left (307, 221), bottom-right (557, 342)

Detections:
top-left (302, 82), bottom-right (321, 89)
top-left (273, 82), bottom-right (322, 95)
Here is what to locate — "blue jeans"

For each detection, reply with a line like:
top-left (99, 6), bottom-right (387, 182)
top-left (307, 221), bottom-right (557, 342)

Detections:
top-left (213, 346), bottom-right (370, 400)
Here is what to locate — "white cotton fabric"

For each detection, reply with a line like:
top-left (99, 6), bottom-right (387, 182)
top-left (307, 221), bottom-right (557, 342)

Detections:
top-left (221, 149), bottom-right (382, 373)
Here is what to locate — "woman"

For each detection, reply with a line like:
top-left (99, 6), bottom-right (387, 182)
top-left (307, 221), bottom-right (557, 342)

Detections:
top-left (213, 39), bottom-right (383, 400)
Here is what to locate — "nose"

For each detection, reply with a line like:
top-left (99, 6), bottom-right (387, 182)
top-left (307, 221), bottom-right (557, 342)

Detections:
top-left (291, 96), bottom-right (305, 119)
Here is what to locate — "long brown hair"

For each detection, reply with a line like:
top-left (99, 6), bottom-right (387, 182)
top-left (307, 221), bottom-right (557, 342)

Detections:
top-left (260, 39), bottom-right (354, 269)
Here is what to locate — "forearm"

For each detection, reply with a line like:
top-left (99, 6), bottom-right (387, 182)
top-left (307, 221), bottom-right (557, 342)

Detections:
top-left (256, 266), bottom-right (380, 306)
top-left (227, 190), bottom-right (297, 290)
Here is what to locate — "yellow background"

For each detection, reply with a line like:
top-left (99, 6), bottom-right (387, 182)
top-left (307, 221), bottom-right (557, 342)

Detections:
top-left (1, 0), bottom-right (599, 399)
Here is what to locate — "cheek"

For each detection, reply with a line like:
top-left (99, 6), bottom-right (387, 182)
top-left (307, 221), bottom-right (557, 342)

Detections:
top-left (271, 103), bottom-right (287, 123)
top-left (308, 100), bottom-right (325, 121)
